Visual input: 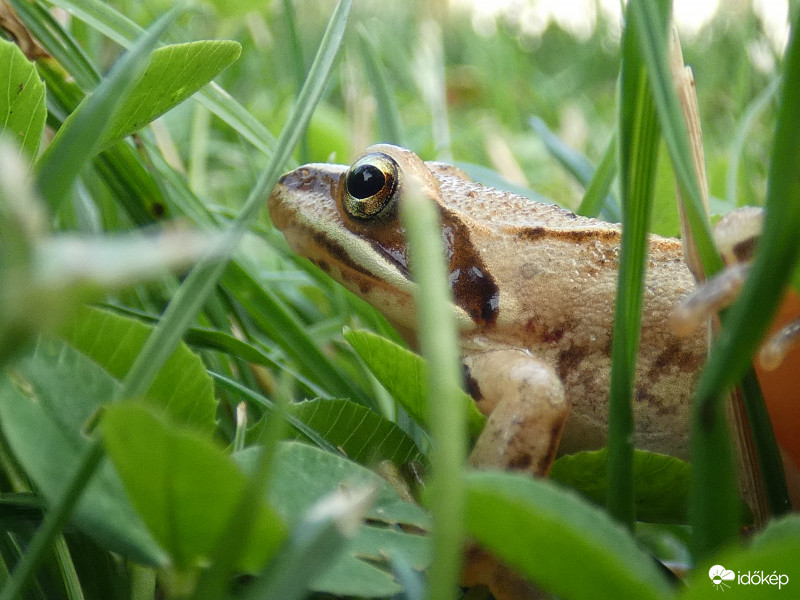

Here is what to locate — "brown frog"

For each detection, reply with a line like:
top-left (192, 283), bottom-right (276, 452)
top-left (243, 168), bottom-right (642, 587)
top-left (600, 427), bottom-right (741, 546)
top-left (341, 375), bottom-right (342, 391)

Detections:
top-left (268, 143), bottom-right (800, 599)
top-left (269, 143), bottom-right (707, 470)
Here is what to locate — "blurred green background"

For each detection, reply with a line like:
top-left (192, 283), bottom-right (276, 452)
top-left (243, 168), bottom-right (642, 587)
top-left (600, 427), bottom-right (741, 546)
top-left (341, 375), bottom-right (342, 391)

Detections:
top-left (0, 3), bottom-right (794, 596)
top-left (79, 0), bottom-right (789, 223)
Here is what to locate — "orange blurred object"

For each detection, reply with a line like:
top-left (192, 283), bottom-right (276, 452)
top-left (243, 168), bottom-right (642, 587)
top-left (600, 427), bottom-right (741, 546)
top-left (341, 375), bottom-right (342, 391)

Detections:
top-left (754, 291), bottom-right (800, 507)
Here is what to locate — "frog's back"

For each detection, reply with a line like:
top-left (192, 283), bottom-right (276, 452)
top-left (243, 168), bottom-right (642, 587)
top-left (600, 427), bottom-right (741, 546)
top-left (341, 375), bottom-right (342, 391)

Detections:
top-left (435, 171), bottom-right (704, 459)
top-left (434, 171), bottom-right (621, 235)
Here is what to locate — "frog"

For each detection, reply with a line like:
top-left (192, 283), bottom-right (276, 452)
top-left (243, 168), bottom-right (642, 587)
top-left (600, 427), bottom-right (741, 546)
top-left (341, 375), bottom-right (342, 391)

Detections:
top-left (269, 143), bottom-right (709, 469)
top-left (268, 143), bottom-right (799, 599)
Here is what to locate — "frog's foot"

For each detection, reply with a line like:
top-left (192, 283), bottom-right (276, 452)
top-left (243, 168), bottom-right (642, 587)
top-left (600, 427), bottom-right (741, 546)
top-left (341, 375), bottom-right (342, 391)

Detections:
top-left (671, 206), bottom-right (800, 369)
top-left (462, 546), bottom-right (545, 600)
top-left (464, 349), bottom-right (569, 476)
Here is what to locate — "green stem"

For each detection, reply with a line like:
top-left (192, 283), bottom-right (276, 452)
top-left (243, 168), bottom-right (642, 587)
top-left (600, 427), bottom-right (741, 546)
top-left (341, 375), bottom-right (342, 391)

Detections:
top-left (401, 180), bottom-right (466, 600)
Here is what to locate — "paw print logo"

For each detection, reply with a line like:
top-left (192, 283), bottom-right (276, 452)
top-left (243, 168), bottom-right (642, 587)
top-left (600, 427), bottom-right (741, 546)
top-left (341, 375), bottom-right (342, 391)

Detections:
top-left (709, 564), bottom-right (735, 590)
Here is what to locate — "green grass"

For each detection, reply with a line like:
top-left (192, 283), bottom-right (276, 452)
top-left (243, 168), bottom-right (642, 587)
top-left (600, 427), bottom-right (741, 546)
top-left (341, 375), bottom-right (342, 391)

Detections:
top-left (0, 0), bottom-right (798, 599)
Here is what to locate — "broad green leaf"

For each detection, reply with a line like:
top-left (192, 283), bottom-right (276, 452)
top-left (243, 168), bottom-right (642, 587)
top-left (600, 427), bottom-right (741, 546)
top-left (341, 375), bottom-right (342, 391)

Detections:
top-left (35, 6), bottom-right (178, 212)
top-left (344, 328), bottom-right (486, 440)
top-left (58, 305), bottom-right (217, 435)
top-left (49, 41), bottom-right (241, 153)
top-left (43, 0), bottom-right (278, 158)
top-left (237, 487), bottom-right (361, 600)
top-left (750, 514), bottom-right (800, 550)
top-left (81, 0), bottom-right (351, 408)
top-left (99, 41), bottom-right (240, 146)
top-left (464, 470), bottom-right (673, 600)
top-left (102, 403), bottom-right (286, 572)
top-left (0, 38), bottom-right (46, 157)
top-left (236, 442), bottom-right (431, 597)
top-left (0, 39), bottom-right (47, 158)
top-left (288, 398), bottom-right (427, 466)
top-left (680, 517), bottom-right (800, 599)
top-left (0, 338), bottom-right (166, 565)
top-left (550, 449), bottom-right (690, 524)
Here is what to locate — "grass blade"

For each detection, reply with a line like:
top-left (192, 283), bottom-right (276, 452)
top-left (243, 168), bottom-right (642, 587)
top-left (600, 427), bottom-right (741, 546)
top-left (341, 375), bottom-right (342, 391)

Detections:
top-left (401, 179), bottom-right (466, 600)
top-left (120, 0), bottom-right (352, 400)
top-left (529, 115), bottom-right (595, 186)
top-left (0, 1), bottom-right (352, 595)
top-left (7, 0), bottom-right (99, 90)
top-left (208, 372), bottom-right (341, 455)
top-left (738, 371), bottom-right (790, 517)
top-left (0, 10), bottom-right (180, 596)
top-left (724, 76), bottom-right (781, 208)
top-left (35, 5), bottom-right (180, 212)
top-left (48, 0), bottom-right (279, 159)
top-left (415, 19), bottom-right (451, 161)
top-left (690, 11), bottom-right (800, 557)
top-left (628, 1), bottom-right (722, 276)
top-left (280, 0), bottom-right (309, 164)
top-left (577, 133), bottom-right (619, 219)
top-left (605, 0), bottom-right (663, 529)
top-left (357, 26), bottom-right (406, 146)
top-left (221, 262), bottom-right (363, 401)
top-left (531, 117), bottom-right (620, 221)
top-left (631, 0), bottom-right (756, 557)
top-left (116, 2), bottom-right (353, 595)
top-left (635, 0), bottom-right (792, 548)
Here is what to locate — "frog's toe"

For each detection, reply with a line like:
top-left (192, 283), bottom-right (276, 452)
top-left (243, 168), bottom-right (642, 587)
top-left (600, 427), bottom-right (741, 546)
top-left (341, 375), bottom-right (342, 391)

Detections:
top-left (672, 264), bottom-right (800, 370)
top-left (759, 317), bottom-right (800, 370)
top-left (670, 262), bottom-right (749, 336)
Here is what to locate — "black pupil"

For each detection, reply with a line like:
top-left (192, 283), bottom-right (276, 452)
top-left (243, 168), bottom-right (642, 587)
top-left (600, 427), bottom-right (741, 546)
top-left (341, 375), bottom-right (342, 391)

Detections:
top-left (347, 164), bottom-right (386, 199)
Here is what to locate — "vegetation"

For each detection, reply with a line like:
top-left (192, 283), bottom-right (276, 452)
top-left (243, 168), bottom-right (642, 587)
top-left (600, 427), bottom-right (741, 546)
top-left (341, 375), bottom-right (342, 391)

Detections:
top-left (0, 0), bottom-right (798, 599)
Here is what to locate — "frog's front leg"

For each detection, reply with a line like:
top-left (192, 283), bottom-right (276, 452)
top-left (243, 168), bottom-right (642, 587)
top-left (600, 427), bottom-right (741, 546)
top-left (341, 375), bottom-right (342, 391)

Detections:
top-left (464, 349), bottom-right (569, 476)
top-left (460, 349), bottom-right (568, 599)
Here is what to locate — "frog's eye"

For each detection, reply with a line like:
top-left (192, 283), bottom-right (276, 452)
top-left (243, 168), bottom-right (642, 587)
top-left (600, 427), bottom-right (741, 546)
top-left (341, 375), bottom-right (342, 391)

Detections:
top-left (343, 152), bottom-right (398, 219)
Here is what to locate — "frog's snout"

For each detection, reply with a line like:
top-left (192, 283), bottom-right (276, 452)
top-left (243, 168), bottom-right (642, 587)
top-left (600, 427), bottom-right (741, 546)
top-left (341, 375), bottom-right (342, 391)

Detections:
top-left (268, 163), bottom-right (349, 236)
top-left (267, 174), bottom-right (293, 232)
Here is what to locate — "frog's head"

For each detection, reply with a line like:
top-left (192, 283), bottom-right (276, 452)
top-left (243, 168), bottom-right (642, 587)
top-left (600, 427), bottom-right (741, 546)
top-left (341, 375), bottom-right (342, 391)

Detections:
top-left (268, 144), bottom-right (499, 340)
